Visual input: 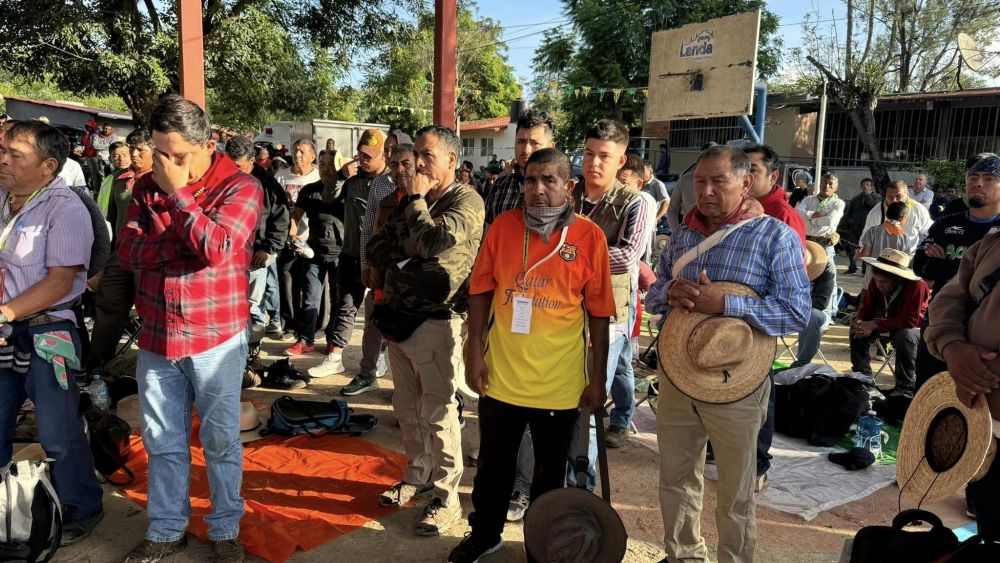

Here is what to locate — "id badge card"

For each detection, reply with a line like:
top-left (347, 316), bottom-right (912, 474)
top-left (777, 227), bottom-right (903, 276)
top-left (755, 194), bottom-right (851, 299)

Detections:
top-left (511, 295), bottom-right (532, 334)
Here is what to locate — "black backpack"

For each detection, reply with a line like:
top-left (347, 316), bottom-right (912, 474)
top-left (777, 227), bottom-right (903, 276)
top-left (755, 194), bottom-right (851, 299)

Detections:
top-left (84, 409), bottom-right (134, 486)
top-left (775, 374), bottom-right (870, 446)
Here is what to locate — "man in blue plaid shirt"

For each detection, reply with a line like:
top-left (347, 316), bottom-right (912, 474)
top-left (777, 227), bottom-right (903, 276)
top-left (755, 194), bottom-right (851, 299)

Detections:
top-left (647, 145), bottom-right (810, 563)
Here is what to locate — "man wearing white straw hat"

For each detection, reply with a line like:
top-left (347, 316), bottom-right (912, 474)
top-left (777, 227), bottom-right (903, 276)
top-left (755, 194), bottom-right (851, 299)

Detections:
top-left (647, 145), bottom-right (810, 563)
top-left (925, 189), bottom-right (1000, 538)
top-left (849, 248), bottom-right (930, 394)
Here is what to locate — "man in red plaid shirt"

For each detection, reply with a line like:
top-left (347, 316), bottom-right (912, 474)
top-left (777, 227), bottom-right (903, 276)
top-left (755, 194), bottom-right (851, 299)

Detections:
top-left (117, 95), bottom-right (261, 563)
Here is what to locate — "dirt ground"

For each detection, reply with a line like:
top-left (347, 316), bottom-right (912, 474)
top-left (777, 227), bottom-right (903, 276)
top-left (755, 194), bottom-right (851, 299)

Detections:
top-left (54, 258), bottom-right (975, 562)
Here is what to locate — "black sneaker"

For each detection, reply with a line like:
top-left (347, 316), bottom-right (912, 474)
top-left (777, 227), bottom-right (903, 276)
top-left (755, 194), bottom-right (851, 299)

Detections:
top-left (124, 537), bottom-right (189, 562)
top-left (211, 539), bottom-right (245, 563)
top-left (448, 532), bottom-right (503, 563)
top-left (341, 373), bottom-right (378, 396)
top-left (60, 508), bottom-right (104, 546)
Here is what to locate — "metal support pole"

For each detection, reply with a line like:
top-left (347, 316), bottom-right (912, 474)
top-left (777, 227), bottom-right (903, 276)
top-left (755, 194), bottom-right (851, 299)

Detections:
top-left (739, 116), bottom-right (761, 144)
top-left (815, 76), bottom-right (829, 180)
top-left (433, 0), bottom-right (457, 128)
top-left (178, 0), bottom-right (206, 108)
top-left (754, 81), bottom-right (767, 142)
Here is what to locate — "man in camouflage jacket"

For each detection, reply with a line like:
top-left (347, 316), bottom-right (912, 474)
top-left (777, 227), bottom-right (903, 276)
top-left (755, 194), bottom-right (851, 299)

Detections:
top-left (366, 125), bottom-right (484, 537)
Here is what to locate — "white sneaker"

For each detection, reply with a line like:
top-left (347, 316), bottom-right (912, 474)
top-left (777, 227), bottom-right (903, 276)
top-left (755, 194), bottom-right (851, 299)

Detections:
top-left (308, 354), bottom-right (345, 378)
top-left (375, 352), bottom-right (388, 377)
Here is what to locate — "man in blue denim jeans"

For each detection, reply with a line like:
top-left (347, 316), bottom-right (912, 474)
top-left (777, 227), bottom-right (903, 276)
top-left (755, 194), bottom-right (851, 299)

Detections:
top-left (117, 96), bottom-right (261, 563)
top-left (0, 119), bottom-right (104, 546)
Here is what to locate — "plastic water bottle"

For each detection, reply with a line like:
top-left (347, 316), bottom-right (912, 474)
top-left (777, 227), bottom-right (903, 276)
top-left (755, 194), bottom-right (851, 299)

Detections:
top-left (854, 410), bottom-right (885, 459)
top-left (87, 374), bottom-right (111, 412)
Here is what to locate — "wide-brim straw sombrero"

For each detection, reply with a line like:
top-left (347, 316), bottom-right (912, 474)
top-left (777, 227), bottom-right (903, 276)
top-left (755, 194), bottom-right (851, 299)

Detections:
top-left (657, 282), bottom-right (776, 404)
top-left (805, 240), bottom-right (828, 281)
top-left (897, 373), bottom-right (995, 504)
top-left (524, 487), bottom-right (628, 563)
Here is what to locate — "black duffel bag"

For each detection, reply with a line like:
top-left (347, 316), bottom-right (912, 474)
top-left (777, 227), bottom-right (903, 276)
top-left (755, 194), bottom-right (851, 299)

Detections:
top-left (775, 374), bottom-right (869, 446)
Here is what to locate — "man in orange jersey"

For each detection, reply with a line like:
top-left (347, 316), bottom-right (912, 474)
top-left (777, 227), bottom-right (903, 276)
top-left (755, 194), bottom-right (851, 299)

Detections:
top-left (448, 148), bottom-right (615, 563)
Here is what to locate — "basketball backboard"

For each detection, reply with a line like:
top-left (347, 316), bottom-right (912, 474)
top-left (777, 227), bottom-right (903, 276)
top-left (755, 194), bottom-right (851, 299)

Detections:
top-left (647, 11), bottom-right (761, 121)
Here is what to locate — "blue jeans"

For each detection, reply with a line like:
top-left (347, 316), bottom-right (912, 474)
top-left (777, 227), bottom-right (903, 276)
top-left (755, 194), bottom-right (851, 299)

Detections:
top-left (0, 322), bottom-right (103, 522)
top-left (791, 308), bottom-right (829, 368)
top-left (248, 266), bottom-right (268, 326)
top-left (137, 331), bottom-right (247, 542)
top-left (263, 260), bottom-right (281, 324)
top-left (566, 288), bottom-right (637, 490)
top-left (299, 257), bottom-right (338, 346)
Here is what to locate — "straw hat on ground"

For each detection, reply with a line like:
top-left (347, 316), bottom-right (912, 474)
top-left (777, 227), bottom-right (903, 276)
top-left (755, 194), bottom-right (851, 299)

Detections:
top-left (240, 401), bottom-right (270, 444)
top-left (524, 487), bottom-right (627, 563)
top-left (657, 282), bottom-right (776, 404)
top-left (805, 240), bottom-right (828, 281)
top-left (897, 373), bottom-right (995, 504)
top-left (861, 248), bottom-right (920, 281)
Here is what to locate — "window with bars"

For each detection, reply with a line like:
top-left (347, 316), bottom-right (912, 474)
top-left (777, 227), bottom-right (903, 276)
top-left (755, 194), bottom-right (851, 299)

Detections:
top-left (667, 116), bottom-right (744, 149)
top-left (822, 103), bottom-right (1000, 167)
top-left (461, 137), bottom-right (476, 157)
top-left (480, 137), bottom-right (494, 157)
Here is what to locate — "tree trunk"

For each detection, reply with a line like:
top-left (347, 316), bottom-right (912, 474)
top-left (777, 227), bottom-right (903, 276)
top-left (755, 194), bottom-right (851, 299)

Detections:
top-left (845, 107), bottom-right (891, 192)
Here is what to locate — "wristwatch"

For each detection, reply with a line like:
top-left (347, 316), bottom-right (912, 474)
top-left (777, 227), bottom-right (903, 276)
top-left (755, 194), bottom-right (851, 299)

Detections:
top-left (405, 194), bottom-right (425, 204)
top-left (0, 311), bottom-right (8, 325)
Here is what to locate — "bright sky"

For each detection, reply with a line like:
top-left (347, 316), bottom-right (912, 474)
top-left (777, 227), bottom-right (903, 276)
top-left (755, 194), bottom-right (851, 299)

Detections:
top-left (471, 0), bottom-right (848, 87)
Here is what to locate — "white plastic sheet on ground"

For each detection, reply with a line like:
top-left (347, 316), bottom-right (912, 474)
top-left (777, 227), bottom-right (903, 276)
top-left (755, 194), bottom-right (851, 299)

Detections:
top-left (631, 403), bottom-right (896, 520)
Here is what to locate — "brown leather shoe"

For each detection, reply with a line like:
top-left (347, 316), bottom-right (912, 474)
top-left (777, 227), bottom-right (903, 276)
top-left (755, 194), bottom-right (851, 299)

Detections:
top-left (123, 537), bottom-right (188, 563)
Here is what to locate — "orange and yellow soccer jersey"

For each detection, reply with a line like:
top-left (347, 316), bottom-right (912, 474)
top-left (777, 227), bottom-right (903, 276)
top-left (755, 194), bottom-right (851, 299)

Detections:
top-left (469, 210), bottom-right (616, 410)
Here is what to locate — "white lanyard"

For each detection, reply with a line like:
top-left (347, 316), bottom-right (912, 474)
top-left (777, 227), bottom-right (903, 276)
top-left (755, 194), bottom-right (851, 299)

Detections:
top-left (522, 226), bottom-right (569, 277)
top-left (0, 185), bottom-right (48, 251)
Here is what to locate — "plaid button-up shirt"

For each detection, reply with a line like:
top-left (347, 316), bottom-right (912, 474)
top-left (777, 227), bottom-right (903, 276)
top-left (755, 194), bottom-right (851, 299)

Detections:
top-left (117, 155), bottom-right (262, 359)
top-left (483, 171), bottom-right (523, 225)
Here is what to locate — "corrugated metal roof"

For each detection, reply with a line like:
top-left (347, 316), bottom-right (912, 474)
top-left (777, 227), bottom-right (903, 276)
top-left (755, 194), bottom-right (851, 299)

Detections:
top-left (2, 95), bottom-right (132, 120)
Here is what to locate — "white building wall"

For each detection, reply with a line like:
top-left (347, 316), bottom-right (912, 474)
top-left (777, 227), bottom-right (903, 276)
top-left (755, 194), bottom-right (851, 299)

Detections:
top-left (458, 127), bottom-right (516, 170)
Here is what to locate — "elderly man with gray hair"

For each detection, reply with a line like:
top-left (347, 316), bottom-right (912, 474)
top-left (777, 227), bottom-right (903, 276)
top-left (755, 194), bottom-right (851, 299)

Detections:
top-left (647, 145), bottom-right (809, 563)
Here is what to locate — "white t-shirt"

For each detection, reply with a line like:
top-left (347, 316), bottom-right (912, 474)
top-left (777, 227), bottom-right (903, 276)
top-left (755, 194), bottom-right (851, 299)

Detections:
top-left (58, 159), bottom-right (87, 189)
top-left (274, 167), bottom-right (320, 206)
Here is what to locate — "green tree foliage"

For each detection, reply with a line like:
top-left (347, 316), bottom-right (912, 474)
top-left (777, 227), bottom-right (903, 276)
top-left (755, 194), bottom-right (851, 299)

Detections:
top-left (363, 7), bottom-right (522, 133)
top-left (532, 0), bottom-right (782, 148)
top-left (0, 0), bottom-right (416, 129)
top-left (778, 0), bottom-right (1000, 189)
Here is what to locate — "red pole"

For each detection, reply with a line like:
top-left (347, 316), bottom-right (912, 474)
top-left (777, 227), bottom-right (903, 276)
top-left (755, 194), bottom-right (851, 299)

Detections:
top-left (434, 0), bottom-right (457, 128)
top-left (178, 0), bottom-right (206, 109)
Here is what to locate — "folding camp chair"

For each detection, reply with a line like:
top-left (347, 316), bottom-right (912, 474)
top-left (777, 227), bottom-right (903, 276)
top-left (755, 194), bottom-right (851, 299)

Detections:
top-left (873, 334), bottom-right (896, 386)
top-left (113, 313), bottom-right (142, 359)
top-left (777, 334), bottom-right (833, 368)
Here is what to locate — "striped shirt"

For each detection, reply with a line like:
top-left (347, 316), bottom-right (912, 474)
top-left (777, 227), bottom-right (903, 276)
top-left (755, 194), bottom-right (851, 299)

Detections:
top-left (647, 215), bottom-right (811, 336)
top-left (359, 174), bottom-right (396, 271)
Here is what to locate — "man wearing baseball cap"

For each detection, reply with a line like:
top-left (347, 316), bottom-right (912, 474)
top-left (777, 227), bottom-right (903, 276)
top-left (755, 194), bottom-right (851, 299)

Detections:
top-left (308, 129), bottom-right (390, 393)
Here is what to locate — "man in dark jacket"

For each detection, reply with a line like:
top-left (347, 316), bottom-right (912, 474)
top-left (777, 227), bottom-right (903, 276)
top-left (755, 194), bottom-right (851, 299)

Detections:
top-left (839, 178), bottom-right (882, 274)
top-left (227, 136), bottom-right (290, 329)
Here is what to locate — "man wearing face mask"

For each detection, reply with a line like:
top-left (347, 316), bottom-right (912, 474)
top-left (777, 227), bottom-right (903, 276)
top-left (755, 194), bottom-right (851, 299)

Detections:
top-left (118, 95), bottom-right (261, 563)
top-left (367, 125), bottom-right (484, 537)
top-left (449, 149), bottom-right (614, 562)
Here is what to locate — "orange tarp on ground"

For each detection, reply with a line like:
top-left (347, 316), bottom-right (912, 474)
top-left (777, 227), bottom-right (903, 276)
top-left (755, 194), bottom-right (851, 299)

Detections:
top-left (118, 425), bottom-right (408, 563)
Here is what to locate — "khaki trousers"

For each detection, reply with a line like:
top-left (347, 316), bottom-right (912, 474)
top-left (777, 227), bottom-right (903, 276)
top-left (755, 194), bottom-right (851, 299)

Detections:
top-left (657, 377), bottom-right (771, 563)
top-left (388, 317), bottom-right (465, 507)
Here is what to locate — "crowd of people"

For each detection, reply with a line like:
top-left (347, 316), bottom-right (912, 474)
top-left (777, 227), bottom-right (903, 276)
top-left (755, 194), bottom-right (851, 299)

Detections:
top-left (0, 96), bottom-right (997, 563)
